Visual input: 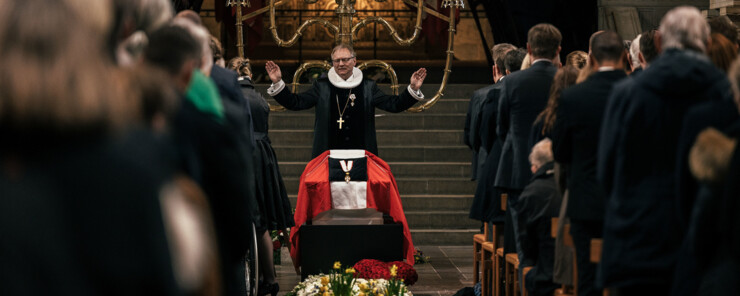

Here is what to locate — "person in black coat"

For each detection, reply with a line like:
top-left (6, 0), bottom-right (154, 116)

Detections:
top-left (469, 43), bottom-right (516, 222)
top-left (264, 44), bottom-right (427, 158)
top-left (550, 31), bottom-right (627, 296)
top-left (596, 7), bottom-right (731, 293)
top-left (495, 23), bottom-right (561, 256)
top-left (145, 24), bottom-right (257, 296)
top-left (514, 139), bottom-right (562, 296)
top-left (465, 43), bottom-right (516, 182)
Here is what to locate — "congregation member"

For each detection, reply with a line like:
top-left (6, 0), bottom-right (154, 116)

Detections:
top-left (469, 43), bottom-right (516, 222)
top-left (229, 56), bottom-right (294, 296)
top-left (636, 29), bottom-right (660, 70)
top-left (514, 139), bottom-right (561, 296)
top-left (530, 64), bottom-right (580, 149)
top-left (264, 44), bottom-right (427, 158)
top-left (0, 0), bottom-right (180, 294)
top-left (597, 6), bottom-right (731, 293)
top-left (565, 50), bottom-right (587, 69)
top-left (708, 33), bottom-right (738, 72)
top-left (551, 31), bottom-right (627, 296)
top-left (466, 43), bottom-right (516, 183)
top-left (709, 15), bottom-right (739, 48)
top-left (145, 24), bottom-right (256, 296)
top-left (494, 23), bottom-right (560, 259)
top-left (629, 34), bottom-right (642, 73)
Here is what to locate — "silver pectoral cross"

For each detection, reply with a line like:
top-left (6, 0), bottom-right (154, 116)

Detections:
top-left (337, 117), bottom-right (345, 129)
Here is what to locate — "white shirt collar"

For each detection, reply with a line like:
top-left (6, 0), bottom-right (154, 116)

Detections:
top-left (532, 58), bottom-right (551, 65)
top-left (328, 67), bottom-right (363, 89)
top-left (598, 66), bottom-right (615, 72)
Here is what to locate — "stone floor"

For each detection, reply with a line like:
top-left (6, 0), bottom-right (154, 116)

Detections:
top-left (275, 245), bottom-right (474, 296)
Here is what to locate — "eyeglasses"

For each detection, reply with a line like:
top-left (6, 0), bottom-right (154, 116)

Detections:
top-left (332, 57), bottom-right (355, 64)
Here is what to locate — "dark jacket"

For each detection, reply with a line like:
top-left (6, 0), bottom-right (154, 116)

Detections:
top-left (495, 61), bottom-right (557, 190)
top-left (0, 130), bottom-right (180, 296)
top-left (514, 162), bottom-right (561, 296)
top-left (596, 48), bottom-right (731, 288)
top-left (465, 84), bottom-right (496, 180)
top-left (273, 77), bottom-right (418, 157)
top-left (551, 70), bottom-right (627, 221)
top-left (470, 81), bottom-right (506, 222)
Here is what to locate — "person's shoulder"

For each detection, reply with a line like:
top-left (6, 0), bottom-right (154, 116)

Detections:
top-left (211, 65), bottom-right (238, 80)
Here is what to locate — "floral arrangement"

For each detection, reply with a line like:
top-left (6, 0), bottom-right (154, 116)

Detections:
top-left (271, 229), bottom-right (289, 264)
top-left (285, 261), bottom-right (413, 296)
top-left (353, 260), bottom-right (418, 286)
top-left (413, 248), bottom-right (430, 264)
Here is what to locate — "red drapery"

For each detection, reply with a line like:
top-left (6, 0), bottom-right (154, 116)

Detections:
top-left (290, 151), bottom-right (415, 269)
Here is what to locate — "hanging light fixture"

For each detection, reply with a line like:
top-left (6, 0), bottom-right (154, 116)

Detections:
top-left (441, 0), bottom-right (463, 8)
top-left (227, 0), bottom-right (250, 8)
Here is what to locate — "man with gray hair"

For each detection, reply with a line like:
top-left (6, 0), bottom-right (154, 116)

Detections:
top-left (513, 138), bottom-right (561, 296)
top-left (597, 6), bottom-right (732, 293)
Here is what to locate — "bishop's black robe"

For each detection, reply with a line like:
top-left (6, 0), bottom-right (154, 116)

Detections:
top-left (272, 77), bottom-right (419, 158)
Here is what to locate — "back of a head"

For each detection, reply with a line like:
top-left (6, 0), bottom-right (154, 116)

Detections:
top-left (529, 138), bottom-right (554, 169)
top-left (175, 10), bottom-right (203, 26)
top-left (565, 51), bottom-right (587, 69)
top-left (492, 43), bottom-right (516, 73)
top-left (527, 23), bottom-right (562, 59)
top-left (709, 15), bottom-right (738, 46)
top-left (591, 31), bottom-right (625, 63)
top-left (209, 35), bottom-right (223, 64)
top-left (0, 0), bottom-right (133, 138)
top-left (145, 24), bottom-right (202, 75)
top-left (640, 30), bottom-right (660, 64)
top-left (504, 48), bottom-right (527, 73)
top-left (660, 6), bottom-right (710, 53)
top-left (709, 33), bottom-right (738, 73)
top-left (227, 57), bottom-right (252, 78)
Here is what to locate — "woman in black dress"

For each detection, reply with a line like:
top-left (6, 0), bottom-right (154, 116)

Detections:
top-left (228, 57), bottom-right (294, 296)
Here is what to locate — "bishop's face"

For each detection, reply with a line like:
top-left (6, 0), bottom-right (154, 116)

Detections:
top-left (331, 48), bottom-right (356, 80)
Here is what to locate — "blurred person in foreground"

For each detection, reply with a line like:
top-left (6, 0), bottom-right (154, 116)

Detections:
top-left (145, 24), bottom-right (257, 296)
top-left (597, 6), bottom-right (731, 293)
top-left (0, 0), bottom-right (180, 294)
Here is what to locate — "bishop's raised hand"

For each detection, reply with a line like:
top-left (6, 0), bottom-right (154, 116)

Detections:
top-left (265, 61), bottom-right (282, 83)
top-left (410, 68), bottom-right (427, 91)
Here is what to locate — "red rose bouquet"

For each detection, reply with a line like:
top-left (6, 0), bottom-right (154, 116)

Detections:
top-left (353, 259), bottom-right (418, 286)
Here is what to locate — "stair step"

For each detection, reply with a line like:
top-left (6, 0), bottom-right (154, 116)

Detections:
top-left (279, 162), bottom-right (472, 178)
top-left (269, 113), bottom-right (466, 130)
top-left (287, 194), bottom-right (474, 211)
top-left (411, 229), bottom-right (480, 246)
top-left (405, 211), bottom-right (480, 229)
top-left (270, 130), bottom-right (464, 146)
top-left (274, 146), bottom-right (471, 162)
top-left (283, 177), bottom-right (475, 195)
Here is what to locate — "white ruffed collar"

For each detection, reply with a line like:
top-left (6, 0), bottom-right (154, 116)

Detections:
top-left (328, 67), bottom-right (363, 89)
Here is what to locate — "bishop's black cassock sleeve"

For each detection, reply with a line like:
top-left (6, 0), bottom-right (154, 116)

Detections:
top-left (370, 82), bottom-right (418, 113)
top-left (272, 81), bottom-right (322, 111)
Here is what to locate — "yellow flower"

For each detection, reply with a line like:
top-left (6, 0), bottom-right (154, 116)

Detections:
top-left (320, 286), bottom-right (328, 292)
top-left (321, 276), bottom-right (330, 285)
top-left (345, 267), bottom-right (356, 274)
top-left (322, 292), bottom-right (330, 296)
top-left (358, 283), bottom-right (368, 290)
top-left (390, 265), bottom-right (398, 277)
top-left (333, 261), bottom-right (341, 270)
top-left (358, 293), bottom-right (365, 296)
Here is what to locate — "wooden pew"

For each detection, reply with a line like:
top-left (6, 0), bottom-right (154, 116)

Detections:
top-left (551, 217), bottom-right (576, 296)
top-left (590, 239), bottom-right (609, 296)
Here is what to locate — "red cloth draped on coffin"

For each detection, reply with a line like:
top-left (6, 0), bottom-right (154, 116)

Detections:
top-left (289, 150), bottom-right (415, 268)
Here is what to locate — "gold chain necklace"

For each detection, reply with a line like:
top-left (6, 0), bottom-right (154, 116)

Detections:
top-left (335, 89), bottom-right (352, 129)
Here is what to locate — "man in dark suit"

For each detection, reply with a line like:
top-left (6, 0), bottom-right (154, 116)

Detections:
top-left (469, 43), bottom-right (516, 222)
top-left (597, 7), bottom-right (731, 293)
top-left (551, 30), bottom-right (627, 296)
top-left (494, 23), bottom-right (561, 257)
top-left (465, 43), bottom-right (516, 182)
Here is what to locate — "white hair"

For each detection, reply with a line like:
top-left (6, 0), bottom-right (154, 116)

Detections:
top-left (630, 34), bottom-right (641, 69)
top-left (172, 18), bottom-right (213, 74)
top-left (659, 6), bottom-right (710, 53)
top-left (529, 138), bottom-right (553, 170)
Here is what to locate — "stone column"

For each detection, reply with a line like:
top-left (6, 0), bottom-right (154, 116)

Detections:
top-left (599, 0), bottom-right (709, 39)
